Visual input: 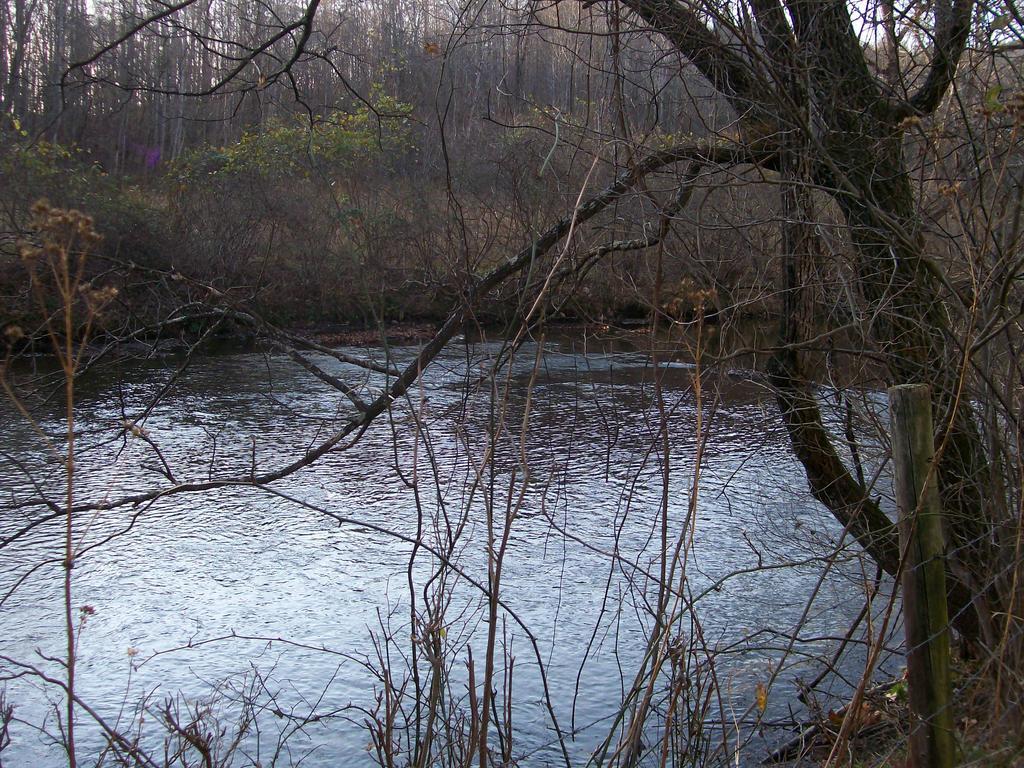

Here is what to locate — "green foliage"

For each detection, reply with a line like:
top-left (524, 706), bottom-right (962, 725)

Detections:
top-left (178, 93), bottom-right (414, 180)
top-left (1, 118), bottom-right (165, 249)
top-left (0, 133), bottom-right (105, 205)
top-left (884, 677), bottom-right (908, 704)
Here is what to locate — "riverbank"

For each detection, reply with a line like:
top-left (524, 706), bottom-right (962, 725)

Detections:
top-left (766, 660), bottom-right (1022, 767)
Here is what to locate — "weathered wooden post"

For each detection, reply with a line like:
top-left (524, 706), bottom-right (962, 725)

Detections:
top-left (888, 384), bottom-right (955, 768)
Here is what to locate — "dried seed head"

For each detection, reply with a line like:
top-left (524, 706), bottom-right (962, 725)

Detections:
top-left (18, 243), bottom-right (38, 263)
top-left (898, 115), bottom-right (922, 131)
top-left (86, 285), bottom-right (119, 307)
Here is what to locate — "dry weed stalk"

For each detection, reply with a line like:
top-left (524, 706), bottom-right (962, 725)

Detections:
top-left (3, 201), bottom-right (115, 768)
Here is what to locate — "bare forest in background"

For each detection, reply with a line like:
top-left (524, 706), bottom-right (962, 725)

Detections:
top-left (1, 0), bottom-right (780, 328)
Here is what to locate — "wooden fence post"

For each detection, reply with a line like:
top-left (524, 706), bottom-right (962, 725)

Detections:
top-left (888, 383), bottom-right (955, 768)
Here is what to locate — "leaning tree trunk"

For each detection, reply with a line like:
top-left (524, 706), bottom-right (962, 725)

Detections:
top-left (608, 0), bottom-right (995, 643)
top-left (765, 114), bottom-right (989, 643)
top-left (816, 121), bottom-right (996, 644)
top-left (772, 0), bottom-right (998, 640)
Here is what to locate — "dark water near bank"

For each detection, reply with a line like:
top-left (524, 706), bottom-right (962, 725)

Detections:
top-left (0, 335), bottom-right (895, 766)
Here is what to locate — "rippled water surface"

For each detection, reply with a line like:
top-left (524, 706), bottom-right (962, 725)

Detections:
top-left (0, 337), bottom-right (881, 766)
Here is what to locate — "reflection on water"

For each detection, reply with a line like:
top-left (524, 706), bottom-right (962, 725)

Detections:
top-left (0, 336), bottom-right (889, 766)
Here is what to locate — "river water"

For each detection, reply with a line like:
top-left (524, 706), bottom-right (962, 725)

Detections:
top-left (0, 335), bottom-right (894, 766)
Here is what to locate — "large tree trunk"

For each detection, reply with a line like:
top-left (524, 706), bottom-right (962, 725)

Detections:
top-left (759, 94), bottom-right (993, 641)
top-left (825, 131), bottom-right (996, 643)
top-left (611, 0), bottom-right (999, 643)
top-left (748, 103), bottom-right (992, 643)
